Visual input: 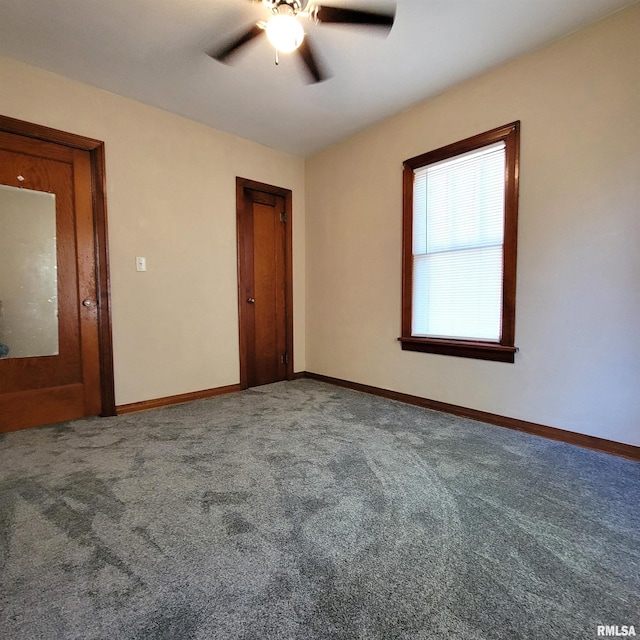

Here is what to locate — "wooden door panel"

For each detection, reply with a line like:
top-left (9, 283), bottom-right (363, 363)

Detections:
top-left (0, 130), bottom-right (101, 430)
top-left (0, 146), bottom-right (81, 392)
top-left (72, 148), bottom-right (101, 415)
top-left (1, 385), bottom-right (85, 430)
top-left (252, 198), bottom-right (287, 386)
top-left (236, 179), bottom-right (293, 390)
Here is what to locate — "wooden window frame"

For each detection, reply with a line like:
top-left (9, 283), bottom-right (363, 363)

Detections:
top-left (399, 121), bottom-right (520, 363)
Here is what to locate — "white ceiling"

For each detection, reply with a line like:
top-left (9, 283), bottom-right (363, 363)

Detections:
top-left (0, 0), bottom-right (636, 156)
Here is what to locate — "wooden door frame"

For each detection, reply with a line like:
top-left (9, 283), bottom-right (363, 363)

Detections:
top-left (236, 177), bottom-right (294, 389)
top-left (0, 115), bottom-right (116, 416)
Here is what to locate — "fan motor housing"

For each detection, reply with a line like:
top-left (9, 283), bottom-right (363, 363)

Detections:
top-left (264, 1), bottom-right (305, 15)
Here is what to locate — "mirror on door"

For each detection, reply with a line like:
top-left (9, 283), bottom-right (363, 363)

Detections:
top-left (0, 184), bottom-right (58, 359)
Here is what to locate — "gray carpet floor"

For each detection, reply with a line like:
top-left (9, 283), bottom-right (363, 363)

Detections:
top-left (1, 379), bottom-right (638, 639)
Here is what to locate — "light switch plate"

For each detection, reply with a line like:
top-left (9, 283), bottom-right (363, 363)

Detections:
top-left (136, 256), bottom-right (147, 272)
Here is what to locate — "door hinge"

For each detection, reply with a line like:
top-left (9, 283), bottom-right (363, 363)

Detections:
top-left (280, 211), bottom-right (286, 223)
top-left (281, 352), bottom-right (289, 365)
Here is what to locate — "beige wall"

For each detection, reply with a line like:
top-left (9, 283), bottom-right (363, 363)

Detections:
top-left (0, 56), bottom-right (306, 405)
top-left (305, 5), bottom-right (640, 446)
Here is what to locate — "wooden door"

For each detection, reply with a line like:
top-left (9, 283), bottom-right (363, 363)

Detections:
top-left (237, 178), bottom-right (293, 388)
top-left (0, 127), bottom-right (108, 431)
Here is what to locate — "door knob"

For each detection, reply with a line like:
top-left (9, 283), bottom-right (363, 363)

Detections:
top-left (82, 299), bottom-right (95, 307)
top-left (247, 298), bottom-right (255, 304)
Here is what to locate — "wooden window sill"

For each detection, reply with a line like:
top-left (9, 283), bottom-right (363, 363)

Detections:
top-left (398, 337), bottom-right (517, 363)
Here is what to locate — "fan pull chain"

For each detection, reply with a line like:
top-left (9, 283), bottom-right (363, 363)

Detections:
top-left (275, 49), bottom-right (279, 66)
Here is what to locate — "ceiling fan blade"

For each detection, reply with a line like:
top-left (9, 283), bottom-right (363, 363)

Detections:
top-left (297, 37), bottom-right (329, 83)
top-left (208, 24), bottom-right (264, 62)
top-left (313, 4), bottom-right (395, 28)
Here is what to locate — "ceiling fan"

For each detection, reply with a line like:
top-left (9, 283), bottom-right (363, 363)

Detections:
top-left (207, 0), bottom-right (396, 83)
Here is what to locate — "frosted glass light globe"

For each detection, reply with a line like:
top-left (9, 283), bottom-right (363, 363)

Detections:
top-left (266, 14), bottom-right (305, 53)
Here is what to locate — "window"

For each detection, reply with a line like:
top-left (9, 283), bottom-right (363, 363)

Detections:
top-left (400, 122), bottom-right (520, 362)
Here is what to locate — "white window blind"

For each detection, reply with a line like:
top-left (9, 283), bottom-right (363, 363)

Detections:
top-left (412, 141), bottom-right (506, 341)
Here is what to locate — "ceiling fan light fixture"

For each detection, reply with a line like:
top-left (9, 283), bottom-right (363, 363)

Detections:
top-left (266, 14), bottom-right (305, 53)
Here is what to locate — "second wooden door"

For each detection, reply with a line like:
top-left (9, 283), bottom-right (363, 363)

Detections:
top-left (237, 179), bottom-right (293, 388)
